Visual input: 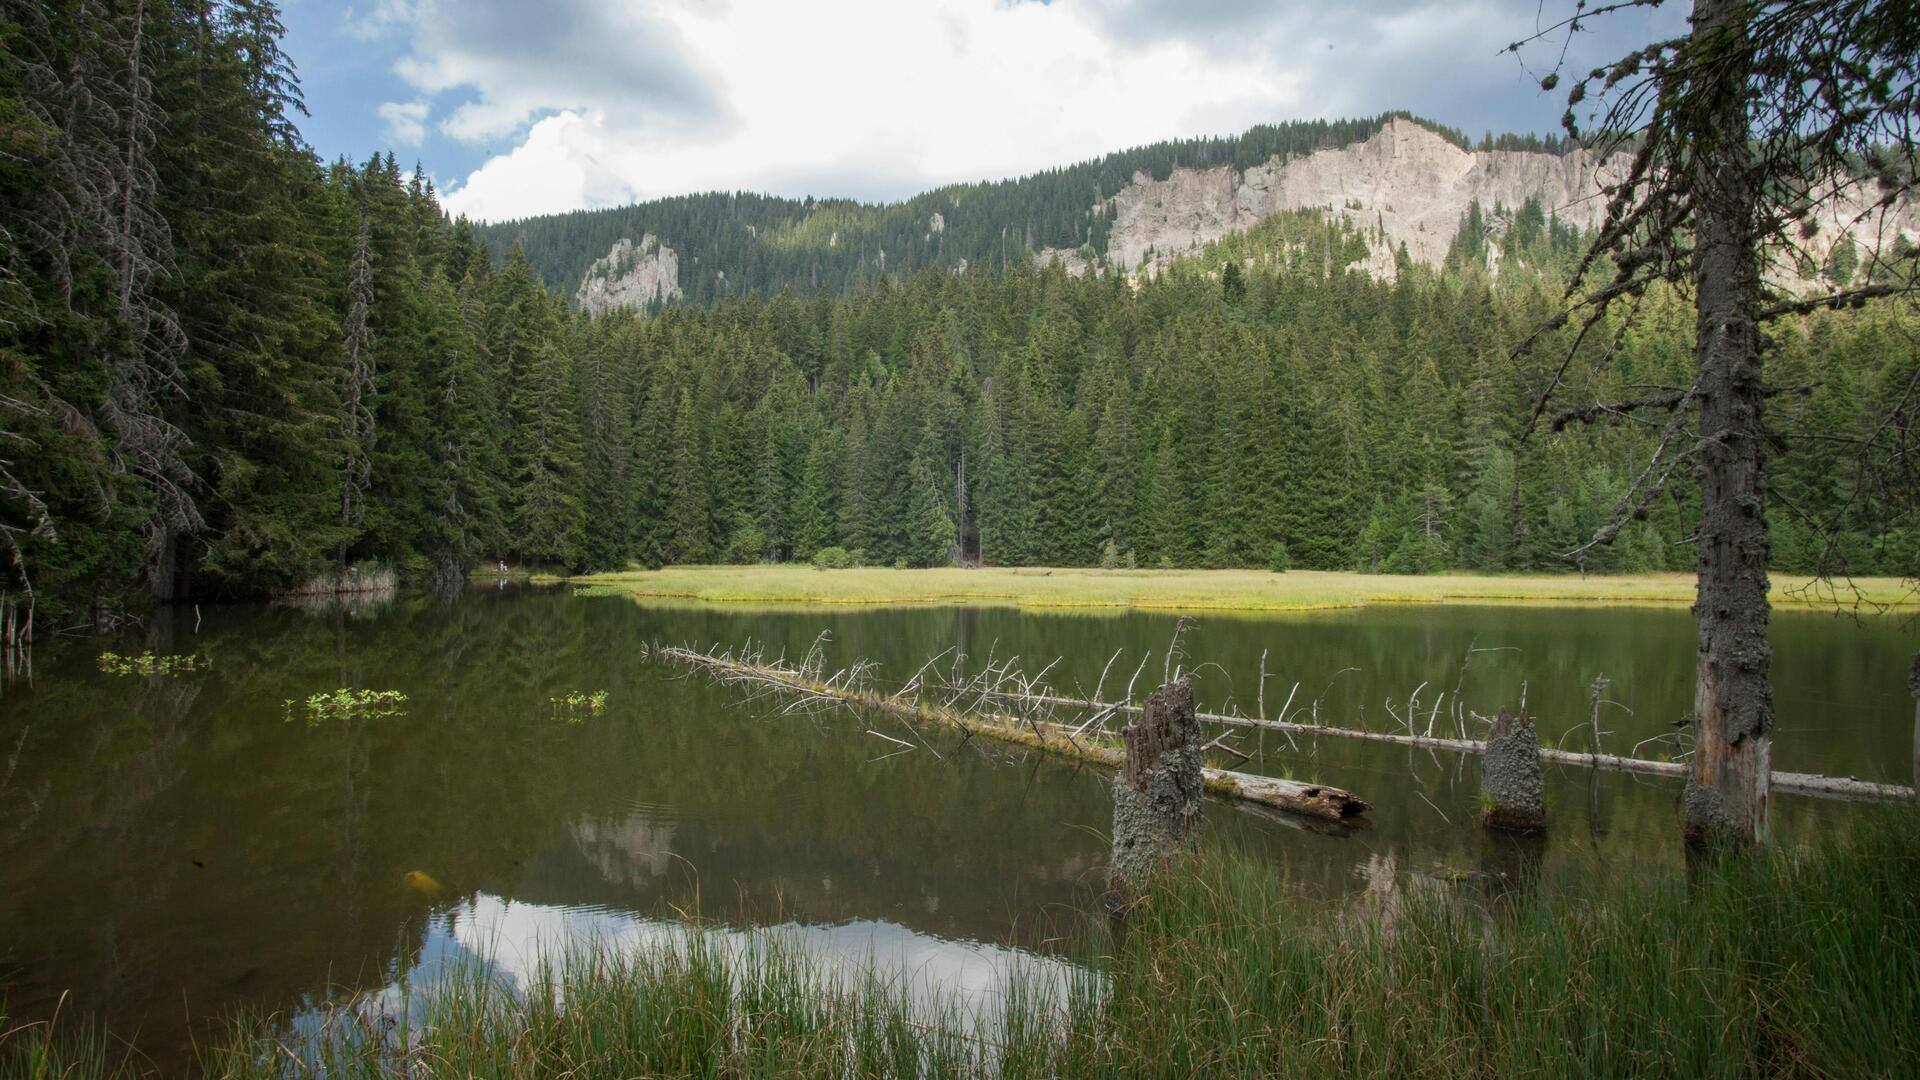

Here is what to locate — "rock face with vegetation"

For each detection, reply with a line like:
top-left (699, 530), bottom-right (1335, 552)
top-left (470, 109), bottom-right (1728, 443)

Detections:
top-left (540, 116), bottom-right (1914, 309)
top-left (574, 235), bottom-right (682, 315)
top-left (1100, 116), bottom-right (1913, 283)
top-left (1106, 117), bottom-right (1626, 275)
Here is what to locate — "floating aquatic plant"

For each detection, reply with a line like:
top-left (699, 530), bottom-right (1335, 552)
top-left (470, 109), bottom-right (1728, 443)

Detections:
top-left (97, 651), bottom-right (211, 676)
top-left (285, 688), bottom-right (409, 725)
top-left (550, 690), bottom-right (608, 721)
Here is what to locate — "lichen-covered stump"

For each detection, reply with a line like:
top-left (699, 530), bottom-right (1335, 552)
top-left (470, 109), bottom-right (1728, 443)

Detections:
top-left (1111, 679), bottom-right (1204, 893)
top-left (1481, 707), bottom-right (1546, 833)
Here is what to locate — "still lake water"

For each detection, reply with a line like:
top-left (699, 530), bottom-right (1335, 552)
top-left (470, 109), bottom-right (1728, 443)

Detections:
top-left (1, 586), bottom-right (1912, 1065)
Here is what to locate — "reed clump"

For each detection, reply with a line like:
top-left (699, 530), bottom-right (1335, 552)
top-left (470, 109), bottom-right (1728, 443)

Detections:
top-left (8, 813), bottom-right (1916, 1077)
top-left (283, 561), bottom-right (398, 597)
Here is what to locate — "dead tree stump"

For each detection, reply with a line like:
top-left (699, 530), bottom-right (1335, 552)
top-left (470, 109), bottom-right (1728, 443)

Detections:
top-left (1110, 679), bottom-right (1204, 894)
top-left (1481, 707), bottom-right (1546, 833)
top-left (1909, 653), bottom-right (1919, 799)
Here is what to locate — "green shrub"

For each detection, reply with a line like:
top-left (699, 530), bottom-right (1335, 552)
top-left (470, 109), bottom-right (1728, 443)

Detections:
top-left (1266, 541), bottom-right (1291, 573)
top-left (724, 525), bottom-right (768, 565)
top-left (811, 546), bottom-right (855, 569)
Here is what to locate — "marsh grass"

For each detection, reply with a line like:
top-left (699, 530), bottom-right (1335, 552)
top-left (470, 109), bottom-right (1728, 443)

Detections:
top-left (283, 562), bottom-right (397, 598)
top-left (198, 934), bottom-right (1022, 1079)
top-left (574, 565), bottom-right (1920, 614)
top-left (0, 995), bottom-right (139, 1080)
top-left (1073, 811), bottom-right (1920, 1076)
top-left (9, 813), bottom-right (1916, 1077)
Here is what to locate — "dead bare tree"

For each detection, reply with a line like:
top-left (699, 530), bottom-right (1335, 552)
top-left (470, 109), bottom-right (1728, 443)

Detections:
top-left (337, 214), bottom-right (377, 573)
top-left (1513, 0), bottom-right (1920, 845)
top-left (3, 0), bottom-right (202, 610)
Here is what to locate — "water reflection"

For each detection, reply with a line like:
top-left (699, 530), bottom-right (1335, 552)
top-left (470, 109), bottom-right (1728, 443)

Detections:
top-left (290, 892), bottom-right (1082, 1057)
top-left (0, 586), bottom-right (1910, 1068)
top-left (571, 806), bottom-right (680, 884)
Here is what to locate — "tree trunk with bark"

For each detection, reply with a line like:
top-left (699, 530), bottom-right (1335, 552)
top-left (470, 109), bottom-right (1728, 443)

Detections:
top-left (1684, 0), bottom-right (1773, 847)
top-left (1110, 678), bottom-right (1203, 896)
top-left (1482, 707), bottom-right (1546, 833)
top-left (1909, 653), bottom-right (1919, 799)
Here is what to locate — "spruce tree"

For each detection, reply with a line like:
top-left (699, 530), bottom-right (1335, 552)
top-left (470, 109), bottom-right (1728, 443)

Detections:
top-left (509, 342), bottom-right (586, 567)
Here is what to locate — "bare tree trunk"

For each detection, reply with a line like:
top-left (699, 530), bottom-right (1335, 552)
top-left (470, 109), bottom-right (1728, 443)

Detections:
top-left (1684, 0), bottom-right (1772, 847)
top-left (115, 0), bottom-right (145, 317)
top-left (337, 215), bottom-right (376, 574)
top-left (1909, 653), bottom-right (1919, 799)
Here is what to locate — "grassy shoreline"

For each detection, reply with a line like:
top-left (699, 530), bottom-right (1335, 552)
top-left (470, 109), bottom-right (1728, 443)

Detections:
top-left (11, 812), bottom-right (1917, 1077)
top-left (572, 565), bottom-right (1918, 613)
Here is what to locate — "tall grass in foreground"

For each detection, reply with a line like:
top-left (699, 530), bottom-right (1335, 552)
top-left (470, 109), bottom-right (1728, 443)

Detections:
top-left (1081, 812), bottom-right (1920, 1076)
top-left (7, 812), bottom-right (1917, 1077)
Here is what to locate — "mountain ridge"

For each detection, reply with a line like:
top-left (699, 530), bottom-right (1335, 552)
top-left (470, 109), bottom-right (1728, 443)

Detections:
top-left (473, 114), bottom-right (1482, 302)
top-left (474, 113), bottom-right (1916, 313)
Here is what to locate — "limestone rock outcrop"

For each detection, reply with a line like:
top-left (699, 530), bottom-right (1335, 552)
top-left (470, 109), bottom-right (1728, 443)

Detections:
top-left (1087, 117), bottom-right (1914, 285)
top-left (574, 234), bottom-right (682, 315)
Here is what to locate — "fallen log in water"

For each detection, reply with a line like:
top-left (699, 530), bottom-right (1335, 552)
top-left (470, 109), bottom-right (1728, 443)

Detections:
top-left (952, 685), bottom-right (1915, 802)
top-left (658, 645), bottom-right (1371, 822)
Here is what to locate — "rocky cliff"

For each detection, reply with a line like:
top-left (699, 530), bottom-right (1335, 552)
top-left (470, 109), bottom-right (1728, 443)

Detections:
top-left (574, 234), bottom-right (682, 315)
top-left (1066, 116), bottom-right (1915, 284)
top-left (1098, 117), bottom-right (1625, 276)
top-left (566, 118), bottom-right (1916, 311)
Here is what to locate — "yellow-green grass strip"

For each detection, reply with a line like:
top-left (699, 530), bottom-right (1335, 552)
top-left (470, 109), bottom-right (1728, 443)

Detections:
top-left (569, 566), bottom-right (1918, 614)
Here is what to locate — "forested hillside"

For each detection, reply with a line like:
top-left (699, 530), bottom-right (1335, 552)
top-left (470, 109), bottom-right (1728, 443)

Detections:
top-left (507, 213), bottom-right (1915, 580)
top-left (2, 1), bottom-right (1912, 636)
top-left (474, 114), bottom-right (1570, 302)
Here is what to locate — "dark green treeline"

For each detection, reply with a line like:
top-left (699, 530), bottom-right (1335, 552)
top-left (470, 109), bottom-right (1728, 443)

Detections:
top-left (3, 2), bottom-right (1912, 629)
top-left (537, 215), bottom-right (1915, 579)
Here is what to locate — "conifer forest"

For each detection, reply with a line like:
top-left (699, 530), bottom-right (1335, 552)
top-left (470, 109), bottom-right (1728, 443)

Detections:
top-left (3, 0), bottom-right (1915, 635)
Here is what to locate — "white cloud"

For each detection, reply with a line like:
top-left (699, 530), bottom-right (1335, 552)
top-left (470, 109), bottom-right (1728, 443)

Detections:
top-left (441, 111), bottom-right (638, 221)
top-left (377, 100), bottom-right (430, 145)
top-left (396, 0), bottom-right (1683, 222)
top-left (431, 0), bottom-right (1303, 220)
top-left (390, 0), bottom-right (726, 147)
top-left (343, 0), bottom-right (419, 42)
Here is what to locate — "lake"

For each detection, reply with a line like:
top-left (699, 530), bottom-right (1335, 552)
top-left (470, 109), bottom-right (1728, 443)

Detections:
top-left (1, 585), bottom-right (1912, 1068)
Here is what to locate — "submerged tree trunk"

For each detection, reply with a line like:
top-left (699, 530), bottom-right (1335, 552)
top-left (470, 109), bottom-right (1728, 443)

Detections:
top-left (1684, 0), bottom-right (1772, 847)
top-left (1110, 679), bottom-right (1203, 896)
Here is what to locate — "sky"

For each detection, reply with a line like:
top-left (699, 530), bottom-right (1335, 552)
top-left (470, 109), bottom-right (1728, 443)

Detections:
top-left (283, 0), bottom-right (1687, 223)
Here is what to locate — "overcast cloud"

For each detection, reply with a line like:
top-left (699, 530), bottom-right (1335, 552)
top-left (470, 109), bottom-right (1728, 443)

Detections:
top-left (293, 0), bottom-right (1687, 222)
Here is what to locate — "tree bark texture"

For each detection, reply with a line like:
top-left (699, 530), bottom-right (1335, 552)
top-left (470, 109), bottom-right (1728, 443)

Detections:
top-left (1111, 678), bottom-right (1203, 890)
top-left (1684, 0), bottom-right (1773, 847)
top-left (1481, 707), bottom-right (1546, 833)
